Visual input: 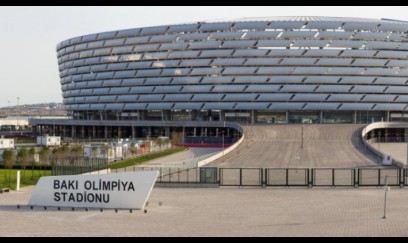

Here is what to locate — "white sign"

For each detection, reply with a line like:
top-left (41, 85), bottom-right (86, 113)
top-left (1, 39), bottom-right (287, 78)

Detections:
top-left (28, 172), bottom-right (158, 210)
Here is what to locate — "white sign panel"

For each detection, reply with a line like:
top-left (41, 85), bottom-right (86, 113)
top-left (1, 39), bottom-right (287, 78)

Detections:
top-left (28, 171), bottom-right (158, 210)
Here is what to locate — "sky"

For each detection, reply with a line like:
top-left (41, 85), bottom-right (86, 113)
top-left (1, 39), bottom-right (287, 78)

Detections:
top-left (1, 6), bottom-right (408, 108)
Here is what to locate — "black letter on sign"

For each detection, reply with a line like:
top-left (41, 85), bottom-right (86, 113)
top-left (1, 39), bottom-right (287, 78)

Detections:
top-left (54, 192), bottom-right (61, 202)
top-left (54, 180), bottom-right (60, 189)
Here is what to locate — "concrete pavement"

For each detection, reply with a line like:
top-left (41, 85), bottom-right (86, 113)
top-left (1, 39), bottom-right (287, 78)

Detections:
top-left (1, 186), bottom-right (408, 236)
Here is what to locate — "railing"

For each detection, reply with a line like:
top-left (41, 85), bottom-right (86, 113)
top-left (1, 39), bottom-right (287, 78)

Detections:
top-left (52, 163), bottom-right (408, 188)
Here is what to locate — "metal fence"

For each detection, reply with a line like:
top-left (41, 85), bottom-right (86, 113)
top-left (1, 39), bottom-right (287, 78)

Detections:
top-left (52, 158), bottom-right (108, 176)
top-left (51, 163), bottom-right (408, 188)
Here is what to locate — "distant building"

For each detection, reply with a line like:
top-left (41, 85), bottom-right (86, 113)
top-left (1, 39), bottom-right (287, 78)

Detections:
top-left (37, 135), bottom-right (61, 147)
top-left (0, 137), bottom-right (14, 149)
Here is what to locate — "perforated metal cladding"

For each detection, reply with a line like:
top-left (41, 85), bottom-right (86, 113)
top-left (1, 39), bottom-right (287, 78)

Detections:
top-left (57, 17), bottom-right (408, 112)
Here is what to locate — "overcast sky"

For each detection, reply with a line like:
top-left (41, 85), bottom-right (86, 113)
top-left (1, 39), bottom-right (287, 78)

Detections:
top-left (1, 6), bottom-right (408, 108)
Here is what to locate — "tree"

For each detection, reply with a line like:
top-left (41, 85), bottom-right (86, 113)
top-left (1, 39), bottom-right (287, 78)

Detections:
top-left (29, 147), bottom-right (36, 180)
top-left (2, 149), bottom-right (15, 187)
top-left (17, 147), bottom-right (29, 182)
top-left (91, 147), bottom-right (98, 158)
top-left (70, 146), bottom-right (84, 161)
top-left (171, 132), bottom-right (183, 147)
top-left (38, 147), bottom-right (50, 175)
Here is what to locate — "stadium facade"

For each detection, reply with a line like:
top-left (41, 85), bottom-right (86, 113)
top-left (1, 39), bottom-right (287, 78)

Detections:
top-left (31, 17), bottom-right (408, 139)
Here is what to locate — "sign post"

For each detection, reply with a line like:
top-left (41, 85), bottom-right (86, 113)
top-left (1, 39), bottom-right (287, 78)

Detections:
top-left (16, 171), bottom-right (20, 191)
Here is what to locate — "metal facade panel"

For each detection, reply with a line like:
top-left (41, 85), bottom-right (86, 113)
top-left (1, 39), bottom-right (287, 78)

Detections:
top-left (105, 104), bottom-right (125, 111)
top-left (109, 87), bottom-right (130, 95)
top-left (117, 95), bottom-right (138, 102)
top-left (375, 77), bottom-right (407, 85)
top-left (373, 103), bottom-right (406, 111)
top-left (163, 94), bottom-right (193, 101)
top-left (269, 103), bottom-right (305, 110)
top-left (181, 85), bottom-right (213, 93)
top-left (292, 94), bottom-right (329, 101)
top-left (317, 31), bottom-right (354, 39)
top-left (235, 103), bottom-right (270, 110)
top-left (171, 77), bottom-right (202, 84)
top-left (363, 95), bottom-right (396, 102)
top-left (138, 94), bottom-right (164, 102)
top-left (304, 49), bottom-right (341, 57)
top-left (116, 28), bottom-right (141, 38)
top-left (304, 76), bottom-right (340, 84)
top-left (316, 58), bottom-right (352, 66)
top-left (193, 94), bottom-right (224, 101)
top-left (210, 32), bottom-right (244, 40)
top-left (122, 78), bottom-right (145, 86)
top-left (212, 85), bottom-right (246, 92)
top-left (354, 32), bottom-right (388, 40)
top-left (199, 22), bottom-right (233, 31)
top-left (281, 58), bottom-right (317, 65)
top-left (268, 21), bottom-right (306, 29)
top-left (269, 76), bottom-right (304, 83)
top-left (144, 77), bottom-right (172, 85)
top-left (223, 93), bottom-right (258, 101)
top-left (140, 26), bottom-right (169, 35)
top-left (386, 86), bottom-right (408, 93)
top-left (123, 103), bottom-right (148, 110)
top-left (167, 24), bottom-right (199, 33)
top-left (328, 94), bottom-right (363, 101)
top-left (201, 76), bottom-right (234, 84)
top-left (245, 58), bottom-right (280, 66)
top-left (245, 31), bottom-right (280, 39)
top-left (173, 103), bottom-right (204, 110)
top-left (316, 85), bottom-right (352, 92)
top-left (222, 40), bottom-right (257, 48)
top-left (212, 58), bottom-right (245, 66)
top-left (280, 85), bottom-right (316, 92)
top-left (233, 22), bottom-right (269, 29)
top-left (343, 22), bottom-right (378, 30)
top-left (202, 103), bottom-right (236, 110)
top-left (292, 40), bottom-right (328, 47)
top-left (303, 103), bottom-right (340, 110)
top-left (281, 31), bottom-right (318, 38)
top-left (99, 95), bottom-right (117, 102)
top-left (246, 85), bottom-right (281, 92)
top-left (234, 76), bottom-right (269, 83)
top-left (340, 77), bottom-right (375, 84)
top-left (154, 85), bottom-right (182, 93)
top-left (338, 103), bottom-right (375, 110)
top-left (351, 85), bottom-right (387, 93)
top-left (129, 86), bottom-right (154, 94)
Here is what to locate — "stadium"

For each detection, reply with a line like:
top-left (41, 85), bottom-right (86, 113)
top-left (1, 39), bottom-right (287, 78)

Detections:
top-left (31, 16), bottom-right (408, 154)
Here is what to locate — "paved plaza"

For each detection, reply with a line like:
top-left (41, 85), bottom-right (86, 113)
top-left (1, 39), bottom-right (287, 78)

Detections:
top-left (1, 186), bottom-right (408, 236)
top-left (210, 124), bottom-right (380, 168)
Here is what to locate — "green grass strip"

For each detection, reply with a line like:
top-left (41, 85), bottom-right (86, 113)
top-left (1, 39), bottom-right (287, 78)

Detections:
top-left (0, 169), bottom-right (51, 190)
top-left (108, 147), bottom-right (186, 170)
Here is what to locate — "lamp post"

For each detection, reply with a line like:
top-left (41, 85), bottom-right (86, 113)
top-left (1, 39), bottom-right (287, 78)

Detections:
top-left (16, 97), bottom-right (20, 130)
top-left (301, 122), bottom-right (304, 150)
top-left (222, 131), bottom-right (225, 162)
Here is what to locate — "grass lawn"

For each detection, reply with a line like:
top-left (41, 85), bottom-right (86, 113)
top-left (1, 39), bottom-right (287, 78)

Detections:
top-left (109, 147), bottom-right (186, 170)
top-left (0, 169), bottom-right (51, 190)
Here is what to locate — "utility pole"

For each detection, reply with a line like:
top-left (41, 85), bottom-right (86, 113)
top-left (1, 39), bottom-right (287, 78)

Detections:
top-left (383, 175), bottom-right (389, 219)
top-left (17, 97), bottom-right (20, 131)
top-left (301, 123), bottom-right (304, 150)
top-left (222, 131), bottom-right (225, 162)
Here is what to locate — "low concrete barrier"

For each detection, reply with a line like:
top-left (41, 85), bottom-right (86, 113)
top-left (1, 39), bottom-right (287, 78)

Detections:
top-left (362, 122), bottom-right (407, 168)
top-left (197, 134), bottom-right (245, 167)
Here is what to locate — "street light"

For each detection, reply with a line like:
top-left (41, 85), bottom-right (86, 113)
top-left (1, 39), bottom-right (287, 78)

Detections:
top-left (16, 97), bottom-right (20, 131)
top-left (221, 131), bottom-right (225, 162)
top-left (301, 122), bottom-right (304, 150)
